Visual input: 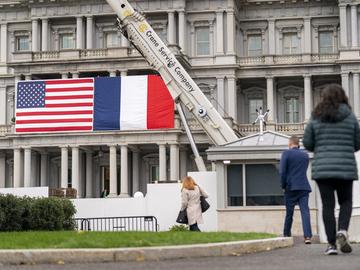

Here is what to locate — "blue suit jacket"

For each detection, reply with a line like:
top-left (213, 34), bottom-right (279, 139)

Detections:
top-left (280, 147), bottom-right (311, 192)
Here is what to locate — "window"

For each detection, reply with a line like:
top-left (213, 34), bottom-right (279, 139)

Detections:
top-left (319, 32), bottom-right (333, 53)
top-left (283, 33), bottom-right (299, 54)
top-left (151, 165), bottom-right (159, 182)
top-left (154, 28), bottom-right (167, 43)
top-left (16, 36), bottom-right (29, 51)
top-left (60, 34), bottom-right (75, 49)
top-left (285, 97), bottom-right (299, 123)
top-left (227, 165), bottom-right (243, 206)
top-left (105, 32), bottom-right (121, 48)
top-left (196, 27), bottom-right (210, 56)
top-left (227, 164), bottom-right (283, 207)
top-left (248, 35), bottom-right (262, 56)
top-left (249, 99), bottom-right (263, 123)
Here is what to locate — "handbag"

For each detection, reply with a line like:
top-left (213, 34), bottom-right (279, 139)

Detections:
top-left (176, 209), bottom-right (188, 224)
top-left (200, 196), bottom-right (210, 213)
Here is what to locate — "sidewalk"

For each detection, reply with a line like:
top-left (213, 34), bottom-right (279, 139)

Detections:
top-left (0, 237), bottom-right (292, 265)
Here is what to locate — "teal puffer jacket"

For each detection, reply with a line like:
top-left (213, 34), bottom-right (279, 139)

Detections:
top-left (303, 104), bottom-right (360, 181)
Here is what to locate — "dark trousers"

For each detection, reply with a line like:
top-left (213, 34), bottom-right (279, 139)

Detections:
top-left (316, 179), bottom-right (353, 245)
top-left (189, 223), bottom-right (201, 231)
top-left (283, 190), bottom-right (312, 238)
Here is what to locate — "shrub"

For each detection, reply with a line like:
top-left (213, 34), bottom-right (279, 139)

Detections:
top-left (0, 194), bottom-right (76, 231)
top-left (169, 224), bottom-right (189, 232)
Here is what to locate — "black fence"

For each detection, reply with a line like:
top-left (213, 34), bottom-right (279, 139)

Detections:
top-left (74, 216), bottom-right (159, 232)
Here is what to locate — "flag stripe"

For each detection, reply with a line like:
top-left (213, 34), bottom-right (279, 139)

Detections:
top-left (45, 95), bottom-right (93, 100)
top-left (46, 91), bottom-right (93, 96)
top-left (16, 118), bottom-right (93, 124)
top-left (45, 79), bottom-right (93, 85)
top-left (16, 122), bottom-right (93, 128)
top-left (120, 76), bottom-right (147, 130)
top-left (147, 75), bottom-right (174, 129)
top-left (16, 115), bottom-right (92, 121)
top-left (16, 126), bottom-right (93, 133)
top-left (46, 87), bottom-right (94, 92)
top-left (45, 103), bottom-right (93, 107)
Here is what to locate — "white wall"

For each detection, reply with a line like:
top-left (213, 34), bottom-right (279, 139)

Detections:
top-left (0, 187), bottom-right (48, 197)
top-left (72, 171), bottom-right (218, 231)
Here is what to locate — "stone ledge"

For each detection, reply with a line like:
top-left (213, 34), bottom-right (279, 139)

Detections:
top-left (0, 237), bottom-right (293, 265)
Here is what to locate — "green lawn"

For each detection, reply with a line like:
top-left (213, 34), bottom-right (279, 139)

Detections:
top-left (0, 231), bottom-right (276, 249)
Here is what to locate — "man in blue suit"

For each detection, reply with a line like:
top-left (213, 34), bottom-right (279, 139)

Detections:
top-left (280, 135), bottom-right (312, 244)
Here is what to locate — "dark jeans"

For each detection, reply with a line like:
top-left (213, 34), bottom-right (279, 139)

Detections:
top-left (316, 179), bottom-right (353, 245)
top-left (283, 190), bottom-right (312, 238)
top-left (189, 223), bottom-right (201, 231)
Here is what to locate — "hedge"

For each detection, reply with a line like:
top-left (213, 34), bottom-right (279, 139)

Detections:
top-left (0, 194), bottom-right (76, 231)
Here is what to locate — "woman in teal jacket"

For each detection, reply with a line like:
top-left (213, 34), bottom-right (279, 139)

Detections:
top-left (303, 84), bottom-right (360, 255)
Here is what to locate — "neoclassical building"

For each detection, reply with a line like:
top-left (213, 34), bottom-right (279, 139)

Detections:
top-left (0, 0), bottom-right (359, 207)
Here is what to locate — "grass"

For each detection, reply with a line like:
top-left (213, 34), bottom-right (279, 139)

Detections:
top-left (0, 231), bottom-right (276, 249)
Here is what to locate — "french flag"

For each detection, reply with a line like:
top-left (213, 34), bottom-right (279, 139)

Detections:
top-left (93, 75), bottom-right (174, 131)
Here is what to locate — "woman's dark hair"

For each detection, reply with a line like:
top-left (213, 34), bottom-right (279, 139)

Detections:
top-left (312, 83), bottom-right (351, 122)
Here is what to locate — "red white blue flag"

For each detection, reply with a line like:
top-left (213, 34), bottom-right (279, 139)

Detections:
top-left (15, 75), bottom-right (174, 133)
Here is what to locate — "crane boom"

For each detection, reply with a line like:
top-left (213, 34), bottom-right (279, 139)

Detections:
top-left (105, 0), bottom-right (238, 145)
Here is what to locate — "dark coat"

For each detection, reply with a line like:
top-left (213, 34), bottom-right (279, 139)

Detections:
top-left (303, 104), bottom-right (360, 181)
top-left (280, 147), bottom-right (311, 191)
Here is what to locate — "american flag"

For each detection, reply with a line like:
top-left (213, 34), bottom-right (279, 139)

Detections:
top-left (15, 78), bottom-right (94, 133)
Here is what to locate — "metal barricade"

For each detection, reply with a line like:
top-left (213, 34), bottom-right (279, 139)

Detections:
top-left (74, 216), bottom-right (159, 232)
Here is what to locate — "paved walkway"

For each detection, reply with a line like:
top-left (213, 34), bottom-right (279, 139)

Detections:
top-left (2, 243), bottom-right (360, 270)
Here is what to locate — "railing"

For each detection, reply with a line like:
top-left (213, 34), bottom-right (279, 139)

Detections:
top-left (33, 51), bottom-right (60, 60)
top-left (311, 53), bottom-right (339, 62)
top-left (238, 56), bottom-right (265, 65)
top-left (80, 49), bottom-right (108, 58)
top-left (0, 125), bottom-right (12, 136)
top-left (238, 124), bottom-right (260, 134)
top-left (274, 54), bottom-right (302, 64)
top-left (74, 216), bottom-right (159, 232)
top-left (275, 123), bottom-right (305, 133)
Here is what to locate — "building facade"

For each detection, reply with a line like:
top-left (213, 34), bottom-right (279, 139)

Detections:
top-left (0, 0), bottom-right (359, 207)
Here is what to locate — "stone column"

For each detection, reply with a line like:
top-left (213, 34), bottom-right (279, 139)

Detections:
top-left (178, 10), bottom-right (186, 53)
top-left (132, 149), bottom-right (140, 194)
top-left (41, 18), bottom-right (48, 51)
top-left (109, 71), bottom-right (117, 77)
top-left (170, 144), bottom-right (179, 181)
top-left (61, 147), bottom-right (68, 188)
top-left (227, 76), bottom-right (237, 121)
top-left (353, 72), bottom-right (360, 118)
top-left (0, 87), bottom-right (6, 125)
top-left (167, 11), bottom-right (176, 44)
top-left (304, 18), bottom-right (311, 54)
top-left (304, 75), bottom-right (312, 121)
top-left (120, 70), bottom-right (127, 76)
top-left (40, 152), bottom-right (48, 186)
top-left (226, 10), bottom-right (235, 54)
top-left (72, 72), bottom-right (79, 78)
top-left (0, 153), bottom-right (5, 188)
top-left (0, 23), bottom-right (7, 63)
top-left (25, 74), bottom-right (32, 81)
top-left (86, 16), bottom-right (93, 49)
top-left (71, 146), bottom-right (79, 197)
top-left (266, 76), bottom-right (275, 122)
top-left (61, 73), bottom-right (68, 79)
top-left (341, 72), bottom-right (350, 97)
top-left (32, 19), bottom-right (39, 52)
top-left (121, 33), bottom-right (129, 47)
top-left (23, 148), bottom-right (32, 187)
top-left (339, 4), bottom-right (348, 48)
top-left (85, 151), bottom-right (93, 198)
top-left (76, 16), bottom-right (84, 50)
top-left (120, 145), bottom-right (129, 197)
top-left (217, 77), bottom-right (225, 116)
top-left (268, 19), bottom-right (275, 54)
top-left (159, 144), bottom-right (167, 181)
top-left (216, 11), bottom-right (224, 55)
top-left (109, 145), bottom-right (117, 197)
top-left (13, 148), bottom-right (21, 188)
top-left (351, 4), bottom-right (358, 48)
